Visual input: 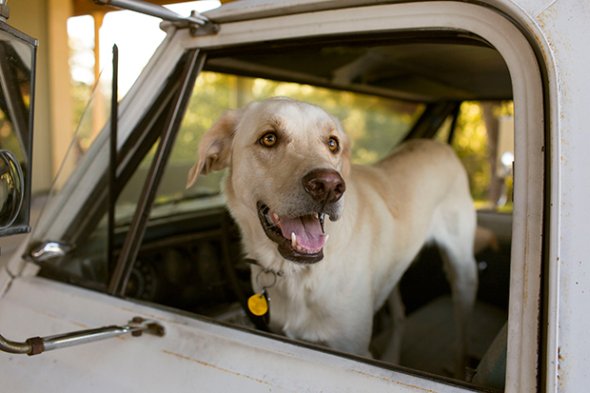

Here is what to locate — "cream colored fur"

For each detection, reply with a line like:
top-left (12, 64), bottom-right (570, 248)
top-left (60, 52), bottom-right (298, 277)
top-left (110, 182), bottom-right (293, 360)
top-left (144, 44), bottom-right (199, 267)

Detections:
top-left (187, 97), bottom-right (478, 377)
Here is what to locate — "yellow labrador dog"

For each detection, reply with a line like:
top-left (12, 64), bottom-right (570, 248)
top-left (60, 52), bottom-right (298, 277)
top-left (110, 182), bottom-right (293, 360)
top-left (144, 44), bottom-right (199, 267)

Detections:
top-left (187, 97), bottom-right (477, 377)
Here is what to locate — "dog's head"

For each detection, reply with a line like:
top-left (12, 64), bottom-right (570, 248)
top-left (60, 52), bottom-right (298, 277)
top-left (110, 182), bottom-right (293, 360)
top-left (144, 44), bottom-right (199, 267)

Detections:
top-left (187, 97), bottom-right (351, 264)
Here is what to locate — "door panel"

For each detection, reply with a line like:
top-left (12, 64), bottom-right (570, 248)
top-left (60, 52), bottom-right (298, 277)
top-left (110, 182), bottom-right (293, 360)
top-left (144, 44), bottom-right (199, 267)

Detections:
top-left (0, 276), bottom-right (467, 392)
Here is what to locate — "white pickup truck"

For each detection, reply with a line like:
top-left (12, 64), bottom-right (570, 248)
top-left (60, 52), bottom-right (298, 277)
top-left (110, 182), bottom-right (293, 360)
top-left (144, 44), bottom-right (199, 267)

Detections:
top-left (0, 1), bottom-right (586, 392)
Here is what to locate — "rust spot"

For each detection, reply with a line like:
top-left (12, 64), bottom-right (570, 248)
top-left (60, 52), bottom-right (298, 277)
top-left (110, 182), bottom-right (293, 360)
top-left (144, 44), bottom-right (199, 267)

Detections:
top-left (556, 346), bottom-right (564, 385)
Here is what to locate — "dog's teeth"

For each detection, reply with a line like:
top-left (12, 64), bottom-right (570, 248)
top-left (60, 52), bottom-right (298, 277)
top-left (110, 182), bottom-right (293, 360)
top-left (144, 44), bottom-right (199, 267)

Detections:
top-left (291, 232), bottom-right (297, 248)
top-left (324, 234), bottom-right (329, 244)
top-left (272, 213), bottom-right (280, 223)
top-left (319, 213), bottom-right (326, 232)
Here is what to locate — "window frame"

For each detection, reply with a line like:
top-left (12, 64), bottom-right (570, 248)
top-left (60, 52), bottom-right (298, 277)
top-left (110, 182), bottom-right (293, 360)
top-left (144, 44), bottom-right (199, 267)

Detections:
top-left (183, 3), bottom-right (546, 391)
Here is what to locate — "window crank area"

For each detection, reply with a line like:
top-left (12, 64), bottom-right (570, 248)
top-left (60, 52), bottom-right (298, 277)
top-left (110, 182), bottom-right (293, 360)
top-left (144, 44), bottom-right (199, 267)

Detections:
top-left (0, 317), bottom-right (165, 356)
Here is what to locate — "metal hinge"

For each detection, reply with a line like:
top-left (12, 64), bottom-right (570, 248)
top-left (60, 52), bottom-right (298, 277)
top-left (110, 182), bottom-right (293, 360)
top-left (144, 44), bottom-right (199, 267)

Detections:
top-left (0, 316), bottom-right (165, 356)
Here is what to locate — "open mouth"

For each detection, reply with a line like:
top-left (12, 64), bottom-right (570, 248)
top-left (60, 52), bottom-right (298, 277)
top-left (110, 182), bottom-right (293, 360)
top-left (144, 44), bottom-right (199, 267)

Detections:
top-left (257, 201), bottom-right (328, 263)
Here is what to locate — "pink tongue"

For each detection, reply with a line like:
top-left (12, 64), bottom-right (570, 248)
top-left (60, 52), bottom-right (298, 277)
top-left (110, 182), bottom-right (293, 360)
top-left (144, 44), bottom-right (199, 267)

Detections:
top-left (278, 215), bottom-right (325, 251)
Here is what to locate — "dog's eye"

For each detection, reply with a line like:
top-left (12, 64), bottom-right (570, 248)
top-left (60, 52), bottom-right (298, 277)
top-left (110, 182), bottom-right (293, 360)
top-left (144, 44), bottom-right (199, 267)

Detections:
top-left (327, 136), bottom-right (340, 153)
top-left (259, 132), bottom-right (278, 147)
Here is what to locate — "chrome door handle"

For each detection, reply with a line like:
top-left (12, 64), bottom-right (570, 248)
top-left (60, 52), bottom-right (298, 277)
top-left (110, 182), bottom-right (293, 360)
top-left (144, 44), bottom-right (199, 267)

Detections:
top-left (0, 316), bottom-right (165, 356)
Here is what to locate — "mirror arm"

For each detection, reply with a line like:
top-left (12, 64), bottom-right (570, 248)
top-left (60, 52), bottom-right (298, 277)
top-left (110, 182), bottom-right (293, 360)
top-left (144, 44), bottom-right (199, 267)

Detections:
top-left (93, 0), bottom-right (212, 27)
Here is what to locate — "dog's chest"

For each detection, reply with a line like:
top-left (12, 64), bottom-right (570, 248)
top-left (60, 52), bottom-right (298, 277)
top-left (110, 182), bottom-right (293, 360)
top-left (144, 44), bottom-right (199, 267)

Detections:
top-left (268, 280), bottom-right (338, 341)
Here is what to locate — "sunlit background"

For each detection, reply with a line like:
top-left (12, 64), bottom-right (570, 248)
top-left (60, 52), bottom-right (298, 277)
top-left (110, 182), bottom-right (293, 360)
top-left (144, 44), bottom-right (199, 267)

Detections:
top-left (68, 1), bottom-right (220, 94)
top-left (67, 1), bottom-right (221, 153)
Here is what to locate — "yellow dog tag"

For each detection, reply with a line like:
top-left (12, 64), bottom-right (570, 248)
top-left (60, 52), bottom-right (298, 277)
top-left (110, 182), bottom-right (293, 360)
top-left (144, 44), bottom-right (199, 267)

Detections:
top-left (248, 292), bottom-right (269, 316)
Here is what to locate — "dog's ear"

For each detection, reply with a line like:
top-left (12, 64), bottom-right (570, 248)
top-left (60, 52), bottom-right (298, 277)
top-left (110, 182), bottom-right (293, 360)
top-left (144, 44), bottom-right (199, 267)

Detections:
top-left (186, 109), bottom-right (239, 189)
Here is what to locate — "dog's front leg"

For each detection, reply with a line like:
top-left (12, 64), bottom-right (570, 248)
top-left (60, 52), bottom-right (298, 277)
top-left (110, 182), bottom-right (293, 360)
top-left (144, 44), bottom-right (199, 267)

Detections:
top-left (324, 304), bottom-right (374, 358)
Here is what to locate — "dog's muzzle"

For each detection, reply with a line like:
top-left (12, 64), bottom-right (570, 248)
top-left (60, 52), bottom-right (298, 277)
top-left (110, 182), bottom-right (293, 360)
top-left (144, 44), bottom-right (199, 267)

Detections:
top-left (256, 169), bottom-right (345, 264)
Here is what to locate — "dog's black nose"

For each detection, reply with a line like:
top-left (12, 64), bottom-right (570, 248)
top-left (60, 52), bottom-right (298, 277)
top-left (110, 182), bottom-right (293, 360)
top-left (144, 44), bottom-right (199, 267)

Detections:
top-left (302, 169), bottom-right (346, 204)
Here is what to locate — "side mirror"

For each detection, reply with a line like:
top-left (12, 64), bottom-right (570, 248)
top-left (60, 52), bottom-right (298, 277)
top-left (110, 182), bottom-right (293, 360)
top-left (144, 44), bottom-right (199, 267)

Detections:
top-left (0, 18), bottom-right (37, 236)
top-left (0, 149), bottom-right (24, 229)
